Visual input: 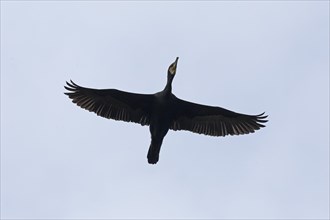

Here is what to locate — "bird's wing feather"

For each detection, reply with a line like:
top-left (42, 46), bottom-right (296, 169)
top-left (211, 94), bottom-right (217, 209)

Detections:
top-left (64, 80), bottom-right (153, 126)
top-left (170, 98), bottom-right (268, 136)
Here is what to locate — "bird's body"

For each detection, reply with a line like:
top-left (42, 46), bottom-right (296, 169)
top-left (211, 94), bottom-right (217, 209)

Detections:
top-left (64, 57), bottom-right (268, 164)
top-left (148, 90), bottom-right (177, 163)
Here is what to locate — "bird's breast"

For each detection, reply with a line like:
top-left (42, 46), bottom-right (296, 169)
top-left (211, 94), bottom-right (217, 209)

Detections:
top-left (151, 94), bottom-right (176, 120)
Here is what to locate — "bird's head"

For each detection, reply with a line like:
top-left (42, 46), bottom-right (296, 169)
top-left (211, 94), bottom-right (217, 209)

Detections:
top-left (168, 57), bottom-right (179, 77)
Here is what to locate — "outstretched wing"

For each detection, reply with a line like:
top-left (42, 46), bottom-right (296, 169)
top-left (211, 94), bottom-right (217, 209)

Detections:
top-left (170, 98), bottom-right (268, 136)
top-left (64, 80), bottom-right (154, 126)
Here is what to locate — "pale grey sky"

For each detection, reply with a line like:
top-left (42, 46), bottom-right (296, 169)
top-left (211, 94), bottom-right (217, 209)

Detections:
top-left (1, 1), bottom-right (329, 219)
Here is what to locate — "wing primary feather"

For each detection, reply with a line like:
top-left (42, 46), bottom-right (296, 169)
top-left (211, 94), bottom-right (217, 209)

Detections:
top-left (240, 122), bottom-right (252, 133)
top-left (233, 124), bottom-right (240, 135)
top-left (236, 123), bottom-right (244, 134)
top-left (223, 121), bottom-right (227, 136)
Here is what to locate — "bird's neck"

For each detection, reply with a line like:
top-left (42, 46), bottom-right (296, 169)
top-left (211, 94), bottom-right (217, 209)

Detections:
top-left (164, 74), bottom-right (174, 94)
top-left (164, 82), bottom-right (172, 96)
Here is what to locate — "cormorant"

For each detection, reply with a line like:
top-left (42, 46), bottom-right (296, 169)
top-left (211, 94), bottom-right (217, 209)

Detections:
top-left (64, 57), bottom-right (268, 164)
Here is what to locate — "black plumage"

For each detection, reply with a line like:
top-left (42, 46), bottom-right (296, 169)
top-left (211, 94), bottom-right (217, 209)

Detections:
top-left (64, 57), bottom-right (268, 164)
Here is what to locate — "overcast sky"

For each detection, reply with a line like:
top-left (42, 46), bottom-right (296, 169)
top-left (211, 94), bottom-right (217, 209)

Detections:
top-left (1, 1), bottom-right (329, 219)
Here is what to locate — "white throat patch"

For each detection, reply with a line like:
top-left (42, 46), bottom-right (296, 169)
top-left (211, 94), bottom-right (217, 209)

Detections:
top-left (169, 65), bottom-right (176, 75)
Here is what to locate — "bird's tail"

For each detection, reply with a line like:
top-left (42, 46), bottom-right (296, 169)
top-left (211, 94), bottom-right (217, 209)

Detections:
top-left (147, 139), bottom-right (163, 164)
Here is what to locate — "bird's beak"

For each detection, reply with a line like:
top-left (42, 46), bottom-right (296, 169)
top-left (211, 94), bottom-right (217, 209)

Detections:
top-left (174, 57), bottom-right (179, 67)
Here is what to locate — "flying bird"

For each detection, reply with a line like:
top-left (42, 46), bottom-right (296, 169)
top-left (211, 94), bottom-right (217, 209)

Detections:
top-left (64, 57), bottom-right (268, 164)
